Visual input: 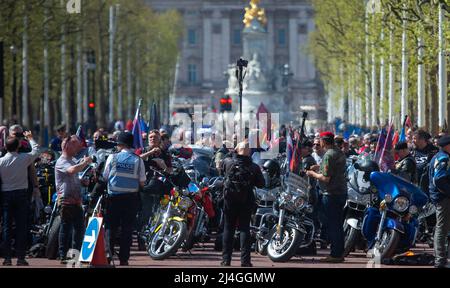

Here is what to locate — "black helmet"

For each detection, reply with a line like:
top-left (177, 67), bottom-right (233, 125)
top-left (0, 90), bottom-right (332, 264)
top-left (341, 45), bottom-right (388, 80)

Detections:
top-left (356, 159), bottom-right (379, 182)
top-left (263, 159), bottom-right (280, 178)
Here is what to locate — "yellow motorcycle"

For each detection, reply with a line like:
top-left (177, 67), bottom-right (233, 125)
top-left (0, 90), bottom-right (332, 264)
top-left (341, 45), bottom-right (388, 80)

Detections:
top-left (146, 167), bottom-right (194, 260)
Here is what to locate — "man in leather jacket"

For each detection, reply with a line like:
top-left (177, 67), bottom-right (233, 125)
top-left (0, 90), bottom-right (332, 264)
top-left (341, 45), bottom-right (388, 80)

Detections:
top-left (393, 142), bottom-right (417, 183)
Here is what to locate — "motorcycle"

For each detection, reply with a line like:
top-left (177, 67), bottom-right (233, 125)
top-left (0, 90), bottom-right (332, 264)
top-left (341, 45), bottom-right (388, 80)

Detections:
top-left (143, 166), bottom-right (203, 260)
top-left (253, 186), bottom-right (280, 256)
top-left (416, 202), bottom-right (436, 248)
top-left (263, 173), bottom-right (315, 262)
top-left (182, 180), bottom-right (216, 251)
top-left (362, 172), bottom-right (428, 262)
top-left (343, 158), bottom-right (379, 256)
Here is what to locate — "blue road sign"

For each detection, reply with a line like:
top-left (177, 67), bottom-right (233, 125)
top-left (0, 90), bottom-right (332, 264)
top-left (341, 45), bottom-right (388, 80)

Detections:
top-left (80, 217), bottom-right (101, 262)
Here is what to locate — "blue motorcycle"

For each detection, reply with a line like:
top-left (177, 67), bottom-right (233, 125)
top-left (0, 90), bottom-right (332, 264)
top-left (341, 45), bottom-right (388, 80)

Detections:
top-left (362, 172), bottom-right (428, 261)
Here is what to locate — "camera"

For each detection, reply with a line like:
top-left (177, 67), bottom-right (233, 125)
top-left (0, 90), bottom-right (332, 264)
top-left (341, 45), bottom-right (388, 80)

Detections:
top-left (237, 58), bottom-right (248, 68)
top-left (94, 138), bottom-right (118, 150)
top-left (14, 132), bottom-right (24, 138)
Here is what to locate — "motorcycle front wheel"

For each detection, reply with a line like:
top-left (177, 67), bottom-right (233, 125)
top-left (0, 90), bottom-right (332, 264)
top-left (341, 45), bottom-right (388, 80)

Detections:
top-left (45, 215), bottom-right (61, 260)
top-left (267, 227), bottom-right (304, 262)
top-left (343, 224), bottom-right (359, 257)
top-left (148, 220), bottom-right (187, 260)
top-left (373, 229), bottom-right (400, 261)
top-left (256, 238), bottom-right (269, 256)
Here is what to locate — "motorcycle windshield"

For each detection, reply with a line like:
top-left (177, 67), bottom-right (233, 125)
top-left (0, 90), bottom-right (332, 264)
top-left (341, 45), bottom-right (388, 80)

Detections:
top-left (370, 172), bottom-right (428, 207)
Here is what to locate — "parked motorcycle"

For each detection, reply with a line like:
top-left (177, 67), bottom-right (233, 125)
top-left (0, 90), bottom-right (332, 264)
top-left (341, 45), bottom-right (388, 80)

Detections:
top-left (253, 186), bottom-right (280, 256)
top-left (362, 172), bottom-right (428, 262)
top-left (263, 173), bottom-right (315, 262)
top-left (144, 165), bottom-right (204, 260)
top-left (343, 158), bottom-right (379, 256)
top-left (181, 180), bottom-right (216, 251)
top-left (416, 202), bottom-right (436, 248)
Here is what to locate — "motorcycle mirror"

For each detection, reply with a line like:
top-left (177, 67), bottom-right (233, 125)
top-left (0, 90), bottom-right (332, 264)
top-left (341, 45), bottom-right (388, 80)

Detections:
top-left (201, 177), bottom-right (209, 186)
top-left (44, 206), bottom-right (52, 215)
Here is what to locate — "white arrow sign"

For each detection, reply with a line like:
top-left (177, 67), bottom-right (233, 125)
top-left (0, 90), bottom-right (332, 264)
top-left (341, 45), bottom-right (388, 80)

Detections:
top-left (85, 230), bottom-right (96, 250)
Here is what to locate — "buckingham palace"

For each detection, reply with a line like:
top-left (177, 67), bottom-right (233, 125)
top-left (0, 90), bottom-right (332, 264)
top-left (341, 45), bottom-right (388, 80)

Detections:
top-left (146, 0), bottom-right (327, 126)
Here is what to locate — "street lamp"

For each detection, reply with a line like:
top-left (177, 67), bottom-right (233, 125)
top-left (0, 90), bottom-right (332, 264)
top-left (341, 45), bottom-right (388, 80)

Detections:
top-left (282, 63), bottom-right (293, 89)
top-left (210, 90), bottom-right (215, 111)
top-left (10, 45), bottom-right (17, 122)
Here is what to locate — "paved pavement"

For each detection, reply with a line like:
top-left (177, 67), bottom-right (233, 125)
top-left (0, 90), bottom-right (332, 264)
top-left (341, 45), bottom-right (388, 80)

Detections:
top-left (0, 238), bottom-right (434, 268)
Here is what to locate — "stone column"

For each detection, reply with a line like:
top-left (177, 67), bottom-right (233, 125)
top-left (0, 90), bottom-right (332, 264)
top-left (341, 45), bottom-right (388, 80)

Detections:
top-left (202, 10), bottom-right (212, 81)
top-left (306, 10), bottom-right (316, 81)
top-left (288, 11), bottom-right (299, 80)
top-left (221, 10), bottom-right (231, 80)
top-left (266, 10), bottom-right (275, 70)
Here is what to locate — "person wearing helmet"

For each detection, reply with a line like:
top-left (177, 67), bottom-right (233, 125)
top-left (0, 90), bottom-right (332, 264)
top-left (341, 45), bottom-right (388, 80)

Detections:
top-left (262, 159), bottom-right (281, 188)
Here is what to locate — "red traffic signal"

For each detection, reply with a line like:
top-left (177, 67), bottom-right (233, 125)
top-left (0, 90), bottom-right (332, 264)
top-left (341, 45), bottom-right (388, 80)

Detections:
top-left (89, 102), bottom-right (95, 109)
top-left (220, 96), bottom-right (232, 112)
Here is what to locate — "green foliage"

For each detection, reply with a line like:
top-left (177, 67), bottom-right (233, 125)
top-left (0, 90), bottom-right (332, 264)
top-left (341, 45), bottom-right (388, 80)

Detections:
top-left (308, 0), bottom-right (449, 129)
top-left (0, 0), bottom-right (182, 128)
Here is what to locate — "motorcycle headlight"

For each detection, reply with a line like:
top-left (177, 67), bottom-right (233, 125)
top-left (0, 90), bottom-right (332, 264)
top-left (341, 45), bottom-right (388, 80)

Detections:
top-left (280, 192), bottom-right (292, 203)
top-left (178, 197), bottom-right (193, 211)
top-left (384, 194), bottom-right (393, 203)
top-left (409, 205), bottom-right (418, 215)
top-left (393, 196), bottom-right (409, 213)
top-left (44, 206), bottom-right (52, 215)
top-left (294, 197), bottom-right (305, 209)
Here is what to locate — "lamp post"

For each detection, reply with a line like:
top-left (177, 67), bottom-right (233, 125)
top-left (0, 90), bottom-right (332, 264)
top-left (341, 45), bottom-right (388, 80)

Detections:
top-left (210, 90), bottom-right (215, 112)
top-left (10, 45), bottom-right (17, 122)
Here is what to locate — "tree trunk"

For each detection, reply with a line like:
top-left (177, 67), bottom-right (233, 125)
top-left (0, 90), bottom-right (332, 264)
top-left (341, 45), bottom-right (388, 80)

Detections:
top-left (22, 3), bottom-right (29, 128)
top-left (401, 12), bottom-right (408, 123)
top-left (417, 37), bottom-right (425, 128)
top-left (438, 3), bottom-right (447, 130)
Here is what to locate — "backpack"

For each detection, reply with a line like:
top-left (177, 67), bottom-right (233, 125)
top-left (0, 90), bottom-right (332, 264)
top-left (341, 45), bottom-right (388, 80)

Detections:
top-left (223, 159), bottom-right (254, 204)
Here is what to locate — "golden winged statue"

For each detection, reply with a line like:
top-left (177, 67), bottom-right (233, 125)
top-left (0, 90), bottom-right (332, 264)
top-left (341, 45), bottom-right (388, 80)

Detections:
top-left (243, 0), bottom-right (267, 27)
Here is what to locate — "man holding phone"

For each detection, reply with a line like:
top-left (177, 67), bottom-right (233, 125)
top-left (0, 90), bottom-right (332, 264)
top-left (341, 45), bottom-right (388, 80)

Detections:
top-left (55, 135), bottom-right (92, 264)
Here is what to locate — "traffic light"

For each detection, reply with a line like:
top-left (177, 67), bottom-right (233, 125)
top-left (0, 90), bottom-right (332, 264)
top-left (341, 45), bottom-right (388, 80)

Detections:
top-left (220, 96), bottom-right (232, 112)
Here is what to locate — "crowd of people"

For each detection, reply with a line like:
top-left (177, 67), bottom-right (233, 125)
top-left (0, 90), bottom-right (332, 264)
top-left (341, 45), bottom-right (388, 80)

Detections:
top-left (0, 120), bottom-right (448, 268)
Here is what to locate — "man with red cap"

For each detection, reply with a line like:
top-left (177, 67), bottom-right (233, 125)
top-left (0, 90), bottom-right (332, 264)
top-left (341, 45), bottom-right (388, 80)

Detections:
top-left (306, 131), bottom-right (347, 263)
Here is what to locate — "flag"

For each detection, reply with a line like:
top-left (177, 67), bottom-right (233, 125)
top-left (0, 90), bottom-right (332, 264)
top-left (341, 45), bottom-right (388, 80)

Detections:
top-left (140, 118), bottom-right (149, 134)
top-left (76, 125), bottom-right (87, 148)
top-left (256, 102), bottom-right (271, 148)
top-left (286, 130), bottom-right (294, 169)
top-left (399, 115), bottom-right (411, 142)
top-left (289, 129), bottom-right (302, 173)
top-left (374, 126), bottom-right (387, 163)
top-left (132, 106), bottom-right (144, 150)
top-left (378, 122), bottom-right (395, 172)
top-left (149, 102), bottom-right (160, 131)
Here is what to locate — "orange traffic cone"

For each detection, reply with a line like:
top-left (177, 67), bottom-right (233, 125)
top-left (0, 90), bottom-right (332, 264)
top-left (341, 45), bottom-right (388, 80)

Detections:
top-left (90, 220), bottom-right (111, 268)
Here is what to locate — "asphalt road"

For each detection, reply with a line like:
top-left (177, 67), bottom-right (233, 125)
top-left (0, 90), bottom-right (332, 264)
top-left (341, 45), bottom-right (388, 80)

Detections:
top-left (0, 237), bottom-right (434, 268)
